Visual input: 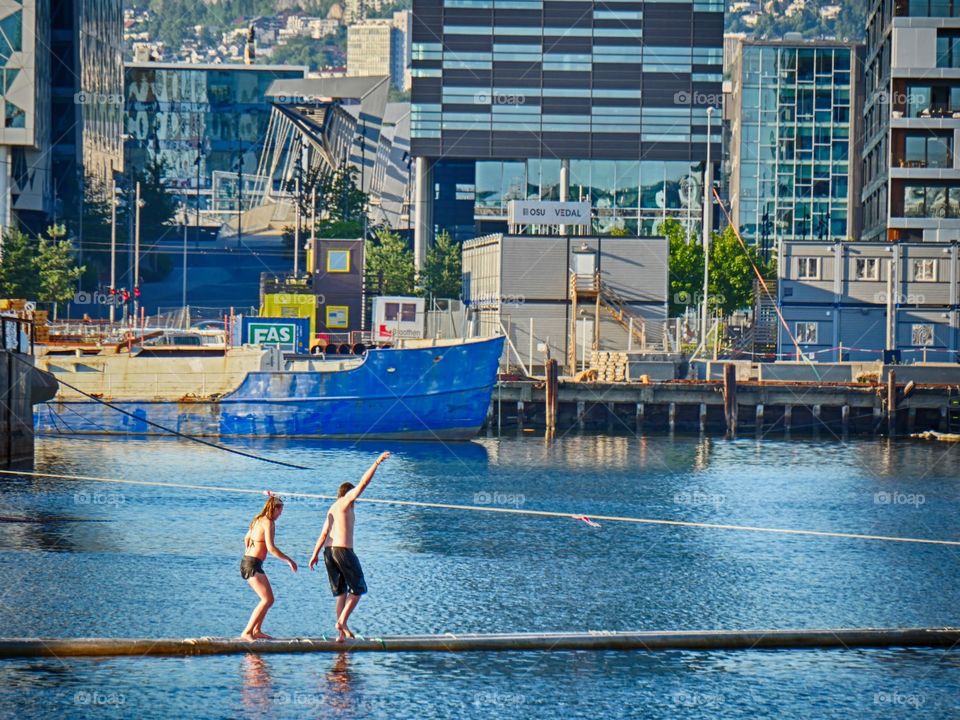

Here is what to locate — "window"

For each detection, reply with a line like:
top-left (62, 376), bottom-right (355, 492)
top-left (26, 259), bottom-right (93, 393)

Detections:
top-left (384, 301), bottom-right (417, 322)
top-left (325, 305), bottom-right (349, 329)
top-left (912, 259), bottom-right (937, 281)
top-left (797, 257), bottom-right (821, 279)
top-left (912, 324), bottom-right (935, 346)
top-left (855, 257), bottom-right (880, 280)
top-left (902, 133), bottom-right (953, 168)
top-left (937, 31), bottom-right (960, 67)
top-left (327, 250), bottom-right (350, 272)
top-left (795, 322), bottom-right (818, 344)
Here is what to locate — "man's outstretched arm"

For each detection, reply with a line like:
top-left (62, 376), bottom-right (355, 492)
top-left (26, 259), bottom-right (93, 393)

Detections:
top-left (343, 452), bottom-right (390, 504)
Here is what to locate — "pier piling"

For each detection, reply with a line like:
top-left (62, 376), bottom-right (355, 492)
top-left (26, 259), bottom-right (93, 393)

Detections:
top-left (723, 364), bottom-right (737, 436)
top-left (544, 359), bottom-right (558, 432)
top-left (887, 370), bottom-right (897, 436)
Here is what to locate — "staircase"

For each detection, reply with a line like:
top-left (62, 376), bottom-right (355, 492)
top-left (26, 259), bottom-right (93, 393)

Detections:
top-left (750, 277), bottom-right (779, 359)
top-left (598, 281), bottom-right (647, 350)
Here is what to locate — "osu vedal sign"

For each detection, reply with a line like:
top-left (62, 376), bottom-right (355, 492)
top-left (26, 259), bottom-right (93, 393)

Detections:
top-left (508, 200), bottom-right (591, 226)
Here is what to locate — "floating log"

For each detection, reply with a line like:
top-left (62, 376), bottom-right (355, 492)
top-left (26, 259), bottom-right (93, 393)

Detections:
top-left (1, 628), bottom-right (958, 658)
top-left (912, 430), bottom-right (960, 443)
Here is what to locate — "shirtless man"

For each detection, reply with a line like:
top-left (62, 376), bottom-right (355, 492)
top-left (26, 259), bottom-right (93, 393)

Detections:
top-left (309, 451), bottom-right (390, 642)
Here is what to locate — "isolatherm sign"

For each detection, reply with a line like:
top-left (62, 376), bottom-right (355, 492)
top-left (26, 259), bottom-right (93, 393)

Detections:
top-left (241, 317), bottom-right (310, 354)
top-left (507, 200), bottom-right (591, 226)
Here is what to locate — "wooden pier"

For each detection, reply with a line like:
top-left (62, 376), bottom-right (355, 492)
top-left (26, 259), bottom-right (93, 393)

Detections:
top-left (489, 372), bottom-right (960, 436)
top-left (1, 627), bottom-right (958, 657)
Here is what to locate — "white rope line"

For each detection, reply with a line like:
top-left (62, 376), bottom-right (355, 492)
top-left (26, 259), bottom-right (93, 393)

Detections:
top-left (3, 469), bottom-right (959, 547)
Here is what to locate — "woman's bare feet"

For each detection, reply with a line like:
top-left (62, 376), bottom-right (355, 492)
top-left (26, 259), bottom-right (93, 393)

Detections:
top-left (253, 632), bottom-right (273, 640)
top-left (240, 632), bottom-right (256, 641)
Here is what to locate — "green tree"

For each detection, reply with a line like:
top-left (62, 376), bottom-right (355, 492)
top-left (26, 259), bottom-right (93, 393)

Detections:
top-left (365, 228), bottom-right (415, 295)
top-left (708, 226), bottom-right (768, 316)
top-left (37, 225), bottom-right (86, 318)
top-left (419, 229), bottom-right (461, 299)
top-left (663, 219), bottom-right (703, 317)
top-left (0, 229), bottom-right (40, 299)
top-left (663, 219), bottom-right (769, 317)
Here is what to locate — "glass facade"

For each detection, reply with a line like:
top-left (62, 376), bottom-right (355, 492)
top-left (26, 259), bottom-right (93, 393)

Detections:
top-left (472, 158), bottom-right (703, 236)
top-left (735, 43), bottom-right (856, 246)
top-left (124, 64), bottom-right (306, 203)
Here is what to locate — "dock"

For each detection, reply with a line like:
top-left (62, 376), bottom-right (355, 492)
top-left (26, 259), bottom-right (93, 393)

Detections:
top-left (489, 374), bottom-right (960, 436)
top-left (1, 628), bottom-right (958, 658)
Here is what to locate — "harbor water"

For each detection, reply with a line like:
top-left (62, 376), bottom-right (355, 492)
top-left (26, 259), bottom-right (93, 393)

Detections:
top-left (2, 433), bottom-right (960, 718)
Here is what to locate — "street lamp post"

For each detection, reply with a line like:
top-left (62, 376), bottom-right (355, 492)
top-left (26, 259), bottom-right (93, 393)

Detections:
top-left (237, 150), bottom-right (243, 248)
top-left (182, 193), bottom-right (188, 309)
top-left (109, 177), bottom-right (117, 324)
top-left (701, 106), bottom-right (714, 356)
top-left (133, 181), bottom-right (144, 319)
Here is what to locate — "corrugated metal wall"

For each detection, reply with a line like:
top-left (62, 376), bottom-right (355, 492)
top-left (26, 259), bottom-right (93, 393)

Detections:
top-left (463, 234), bottom-right (671, 371)
top-left (780, 241), bottom-right (960, 362)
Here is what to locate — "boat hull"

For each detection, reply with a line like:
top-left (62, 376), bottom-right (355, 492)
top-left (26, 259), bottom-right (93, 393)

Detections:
top-left (35, 336), bottom-right (505, 441)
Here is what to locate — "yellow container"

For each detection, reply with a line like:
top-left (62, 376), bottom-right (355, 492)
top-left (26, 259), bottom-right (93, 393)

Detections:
top-left (261, 293), bottom-right (317, 338)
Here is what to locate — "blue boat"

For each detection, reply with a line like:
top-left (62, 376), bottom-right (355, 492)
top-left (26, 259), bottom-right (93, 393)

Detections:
top-left (34, 336), bottom-right (505, 440)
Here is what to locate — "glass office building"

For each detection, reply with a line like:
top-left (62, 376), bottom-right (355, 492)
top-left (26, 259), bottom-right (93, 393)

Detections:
top-left (728, 40), bottom-right (864, 253)
top-left (409, 0), bottom-right (725, 253)
top-left (124, 62), bottom-right (306, 210)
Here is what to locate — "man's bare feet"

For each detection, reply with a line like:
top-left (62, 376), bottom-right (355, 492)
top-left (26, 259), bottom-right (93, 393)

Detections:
top-left (253, 632), bottom-right (273, 639)
top-left (335, 622), bottom-right (355, 642)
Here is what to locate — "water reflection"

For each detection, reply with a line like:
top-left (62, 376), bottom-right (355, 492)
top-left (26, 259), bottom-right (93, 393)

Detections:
top-left (324, 652), bottom-right (354, 713)
top-left (240, 654), bottom-right (274, 715)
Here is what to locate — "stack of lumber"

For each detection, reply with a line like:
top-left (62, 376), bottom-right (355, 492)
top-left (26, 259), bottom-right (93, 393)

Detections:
top-left (32, 310), bottom-right (48, 342)
top-left (591, 351), bottom-right (628, 382)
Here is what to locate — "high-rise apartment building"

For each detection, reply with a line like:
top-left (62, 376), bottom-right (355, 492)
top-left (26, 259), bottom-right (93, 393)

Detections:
top-left (728, 38), bottom-right (864, 255)
top-left (347, 20), bottom-right (407, 91)
top-left (0, 0), bottom-right (52, 230)
top-left (863, 0), bottom-right (960, 242)
top-left (409, 0), bottom-right (724, 260)
top-left (0, 0), bottom-right (121, 233)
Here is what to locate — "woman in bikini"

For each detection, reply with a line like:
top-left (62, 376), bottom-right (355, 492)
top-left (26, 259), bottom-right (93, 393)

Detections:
top-left (240, 494), bottom-right (297, 640)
